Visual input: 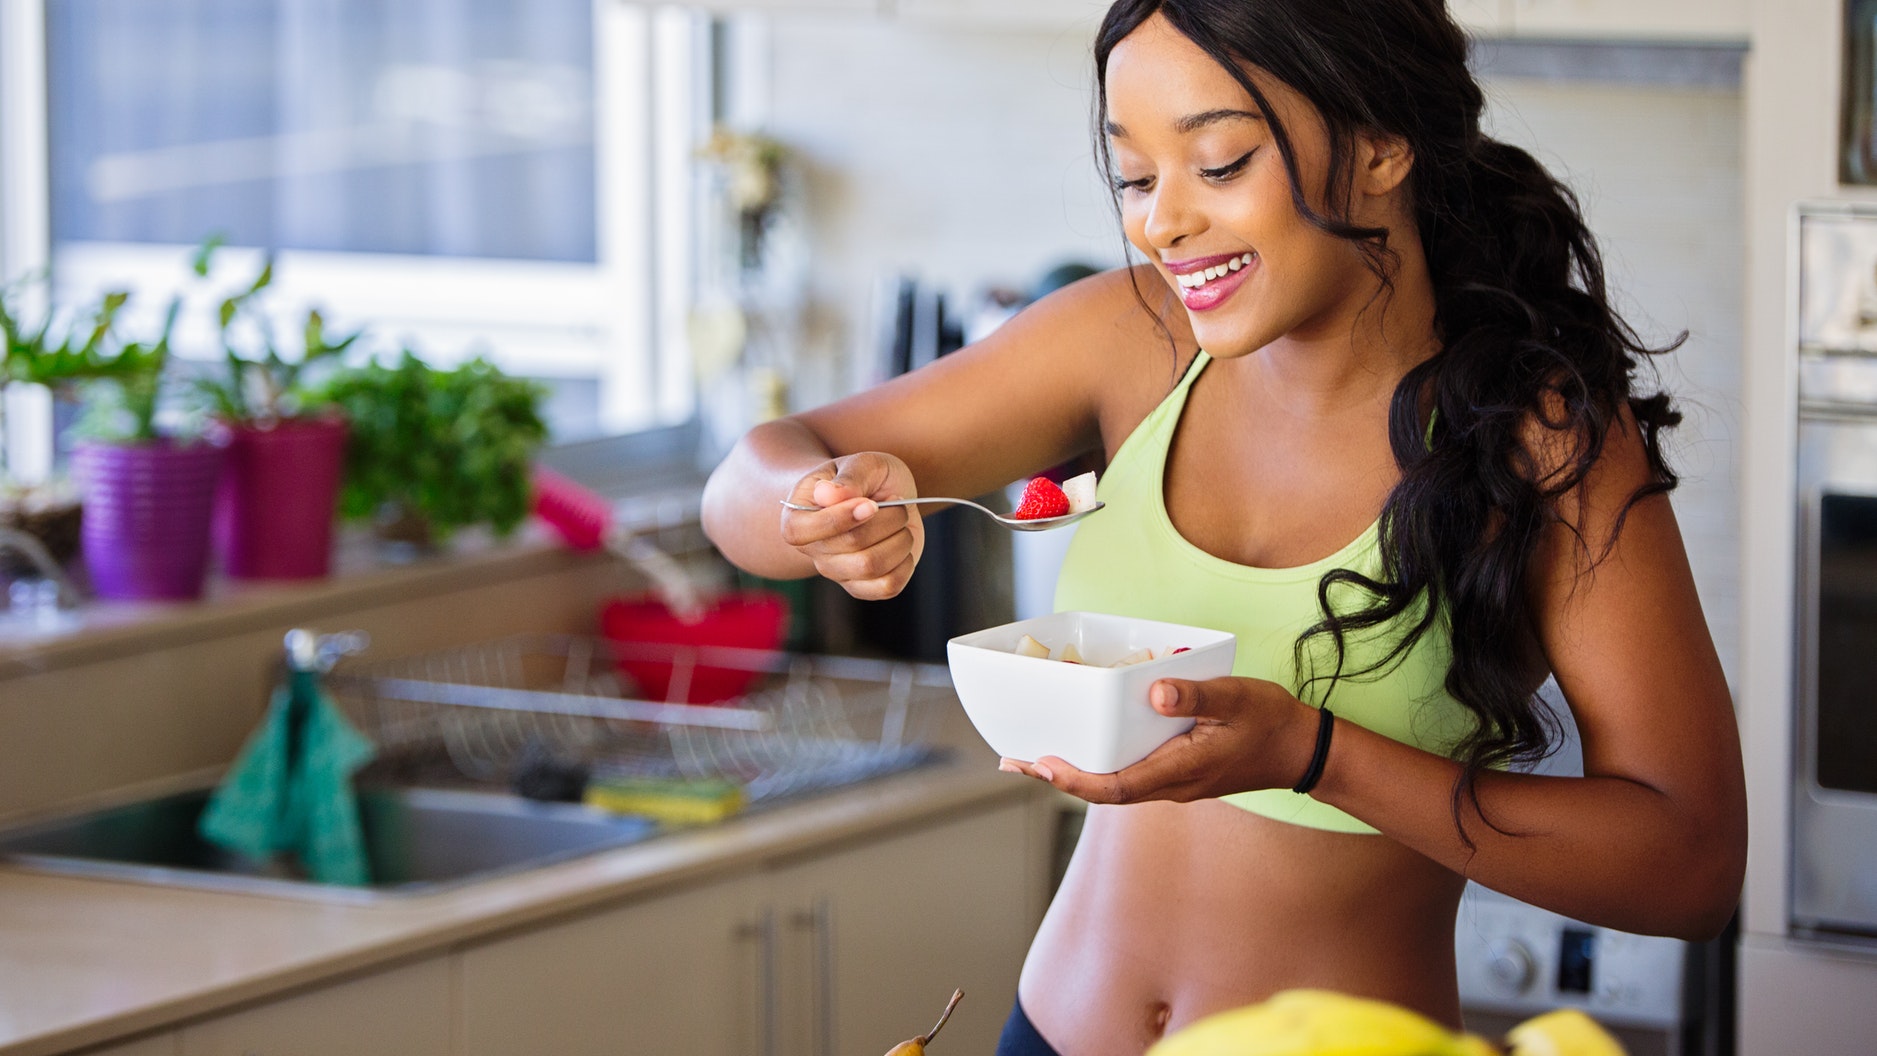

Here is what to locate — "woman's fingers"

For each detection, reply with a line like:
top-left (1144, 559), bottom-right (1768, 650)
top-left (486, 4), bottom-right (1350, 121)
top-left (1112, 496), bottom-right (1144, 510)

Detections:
top-left (825, 538), bottom-right (919, 599)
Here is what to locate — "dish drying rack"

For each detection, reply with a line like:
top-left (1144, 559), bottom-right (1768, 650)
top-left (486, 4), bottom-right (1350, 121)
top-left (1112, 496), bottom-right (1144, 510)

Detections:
top-left (325, 635), bottom-right (956, 808)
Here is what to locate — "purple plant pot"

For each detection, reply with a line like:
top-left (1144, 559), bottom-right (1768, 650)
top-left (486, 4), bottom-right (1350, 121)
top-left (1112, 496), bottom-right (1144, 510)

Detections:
top-left (75, 439), bottom-right (227, 601)
top-left (212, 416), bottom-right (348, 580)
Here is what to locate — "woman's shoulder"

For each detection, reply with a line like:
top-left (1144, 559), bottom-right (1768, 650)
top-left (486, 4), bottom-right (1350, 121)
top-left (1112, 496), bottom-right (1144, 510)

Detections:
top-left (1016, 263), bottom-right (1201, 444)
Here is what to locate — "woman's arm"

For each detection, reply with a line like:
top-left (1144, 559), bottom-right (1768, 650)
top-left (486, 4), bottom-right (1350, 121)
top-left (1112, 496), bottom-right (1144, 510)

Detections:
top-left (1315, 410), bottom-right (1747, 939)
top-left (702, 267), bottom-right (1173, 590)
top-left (1016, 408), bottom-right (1747, 941)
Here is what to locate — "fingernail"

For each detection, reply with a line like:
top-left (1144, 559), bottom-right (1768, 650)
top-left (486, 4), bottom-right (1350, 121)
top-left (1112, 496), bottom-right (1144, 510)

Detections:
top-left (1033, 763), bottom-right (1055, 782)
top-left (998, 759), bottom-right (1018, 774)
top-left (1152, 683), bottom-right (1174, 709)
top-left (854, 501), bottom-right (875, 521)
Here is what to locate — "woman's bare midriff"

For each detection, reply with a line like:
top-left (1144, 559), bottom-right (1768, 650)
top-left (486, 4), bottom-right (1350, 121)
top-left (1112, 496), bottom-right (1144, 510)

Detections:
top-left (1017, 798), bottom-right (1467, 1056)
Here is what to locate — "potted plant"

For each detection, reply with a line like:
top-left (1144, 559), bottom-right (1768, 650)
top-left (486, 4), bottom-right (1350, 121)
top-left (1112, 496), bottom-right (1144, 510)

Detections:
top-left (192, 241), bottom-right (357, 580)
top-left (0, 272), bottom-right (116, 577)
top-left (317, 350), bottom-right (546, 558)
top-left (62, 294), bottom-right (226, 601)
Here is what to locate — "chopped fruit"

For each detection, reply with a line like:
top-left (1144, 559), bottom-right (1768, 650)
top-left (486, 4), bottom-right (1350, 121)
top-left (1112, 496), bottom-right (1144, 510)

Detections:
top-left (1013, 477), bottom-right (1070, 520)
top-left (1111, 648), bottom-right (1156, 667)
top-left (1060, 471), bottom-right (1099, 514)
top-left (1009, 637), bottom-right (1194, 666)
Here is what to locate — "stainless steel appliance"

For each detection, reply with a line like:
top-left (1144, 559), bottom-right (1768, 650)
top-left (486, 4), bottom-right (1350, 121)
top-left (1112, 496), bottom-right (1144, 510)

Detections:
top-left (1792, 201), bottom-right (1877, 947)
top-left (1456, 884), bottom-right (1694, 1056)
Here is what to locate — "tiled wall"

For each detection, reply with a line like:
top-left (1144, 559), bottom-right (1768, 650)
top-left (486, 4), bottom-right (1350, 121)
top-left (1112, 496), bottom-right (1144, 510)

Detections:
top-left (756, 18), bottom-right (1745, 682)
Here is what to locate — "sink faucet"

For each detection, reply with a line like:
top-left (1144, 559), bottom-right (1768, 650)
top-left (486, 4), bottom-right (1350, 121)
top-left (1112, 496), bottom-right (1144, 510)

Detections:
top-left (0, 526), bottom-right (80, 611)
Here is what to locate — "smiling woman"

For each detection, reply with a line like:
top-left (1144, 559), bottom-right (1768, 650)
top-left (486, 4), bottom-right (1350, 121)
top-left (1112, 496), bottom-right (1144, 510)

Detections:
top-left (700, 2), bottom-right (1746, 1054)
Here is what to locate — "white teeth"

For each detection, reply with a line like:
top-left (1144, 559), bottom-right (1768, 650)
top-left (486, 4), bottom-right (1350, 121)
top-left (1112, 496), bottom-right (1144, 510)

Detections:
top-left (1178, 253), bottom-right (1255, 290)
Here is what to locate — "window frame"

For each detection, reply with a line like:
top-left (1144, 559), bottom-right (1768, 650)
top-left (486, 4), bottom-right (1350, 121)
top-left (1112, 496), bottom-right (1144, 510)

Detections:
top-left (3, 0), bottom-right (700, 454)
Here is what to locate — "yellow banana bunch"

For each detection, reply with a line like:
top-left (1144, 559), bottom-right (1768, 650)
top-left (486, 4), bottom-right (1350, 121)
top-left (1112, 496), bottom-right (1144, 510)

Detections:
top-left (1146, 990), bottom-right (1626, 1056)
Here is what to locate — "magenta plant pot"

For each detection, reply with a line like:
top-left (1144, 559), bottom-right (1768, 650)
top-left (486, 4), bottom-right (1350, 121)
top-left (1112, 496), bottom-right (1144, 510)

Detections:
top-left (75, 439), bottom-right (227, 601)
top-left (211, 416), bottom-right (348, 580)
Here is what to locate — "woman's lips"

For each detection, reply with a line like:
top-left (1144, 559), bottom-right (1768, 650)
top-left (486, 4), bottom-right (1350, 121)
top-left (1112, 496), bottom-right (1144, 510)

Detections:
top-left (1176, 254), bottom-right (1256, 312)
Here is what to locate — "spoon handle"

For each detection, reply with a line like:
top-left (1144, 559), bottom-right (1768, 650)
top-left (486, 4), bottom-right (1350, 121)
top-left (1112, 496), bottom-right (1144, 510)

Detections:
top-left (779, 496), bottom-right (994, 516)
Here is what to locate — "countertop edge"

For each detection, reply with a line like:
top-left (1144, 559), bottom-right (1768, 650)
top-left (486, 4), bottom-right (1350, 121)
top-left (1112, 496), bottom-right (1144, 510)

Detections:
top-left (2, 756), bottom-right (1034, 1056)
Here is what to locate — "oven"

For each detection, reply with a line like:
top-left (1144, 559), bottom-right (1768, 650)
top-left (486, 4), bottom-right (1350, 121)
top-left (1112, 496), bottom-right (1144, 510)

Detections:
top-left (1792, 202), bottom-right (1877, 948)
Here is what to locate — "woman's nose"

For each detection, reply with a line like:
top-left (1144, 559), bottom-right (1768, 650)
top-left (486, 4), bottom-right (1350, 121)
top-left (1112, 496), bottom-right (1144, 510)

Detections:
top-left (1142, 181), bottom-right (1202, 251)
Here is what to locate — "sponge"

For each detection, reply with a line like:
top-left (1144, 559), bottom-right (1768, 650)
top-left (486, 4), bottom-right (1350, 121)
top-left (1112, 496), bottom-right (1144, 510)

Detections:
top-left (584, 775), bottom-right (746, 826)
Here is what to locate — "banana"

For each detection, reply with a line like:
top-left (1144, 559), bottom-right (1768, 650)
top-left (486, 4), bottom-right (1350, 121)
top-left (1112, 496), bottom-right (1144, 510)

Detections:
top-left (1147, 989), bottom-right (1499, 1056)
top-left (1503, 1009), bottom-right (1627, 1056)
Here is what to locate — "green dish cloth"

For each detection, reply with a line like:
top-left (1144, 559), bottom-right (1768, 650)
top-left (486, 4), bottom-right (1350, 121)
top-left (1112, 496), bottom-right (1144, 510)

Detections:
top-left (198, 669), bottom-right (377, 886)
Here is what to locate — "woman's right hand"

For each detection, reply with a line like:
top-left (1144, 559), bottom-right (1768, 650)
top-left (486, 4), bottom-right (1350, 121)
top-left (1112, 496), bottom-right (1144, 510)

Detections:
top-left (780, 451), bottom-right (925, 600)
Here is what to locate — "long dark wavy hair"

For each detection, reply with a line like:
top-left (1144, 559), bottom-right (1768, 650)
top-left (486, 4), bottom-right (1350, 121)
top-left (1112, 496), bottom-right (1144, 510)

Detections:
top-left (1093, 0), bottom-right (1682, 841)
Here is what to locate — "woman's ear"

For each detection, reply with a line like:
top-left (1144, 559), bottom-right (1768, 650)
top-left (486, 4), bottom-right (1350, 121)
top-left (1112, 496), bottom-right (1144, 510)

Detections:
top-left (1357, 132), bottom-right (1414, 197)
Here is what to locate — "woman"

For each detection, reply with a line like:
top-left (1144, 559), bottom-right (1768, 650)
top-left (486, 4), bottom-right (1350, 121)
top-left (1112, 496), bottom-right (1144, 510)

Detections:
top-left (700, 2), bottom-right (1747, 1053)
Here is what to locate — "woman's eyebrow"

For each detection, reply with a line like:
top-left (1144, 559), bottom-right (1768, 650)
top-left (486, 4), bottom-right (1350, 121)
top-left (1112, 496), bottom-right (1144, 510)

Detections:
top-left (1104, 108), bottom-right (1265, 139)
top-left (1177, 108), bottom-right (1265, 134)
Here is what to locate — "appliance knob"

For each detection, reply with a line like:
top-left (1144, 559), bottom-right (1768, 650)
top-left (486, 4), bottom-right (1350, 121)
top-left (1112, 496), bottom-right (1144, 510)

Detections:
top-left (1485, 940), bottom-right (1538, 996)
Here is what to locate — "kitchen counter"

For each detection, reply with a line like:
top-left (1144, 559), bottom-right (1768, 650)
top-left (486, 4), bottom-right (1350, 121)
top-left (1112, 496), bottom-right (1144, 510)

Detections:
top-left (0, 743), bottom-right (1037, 1056)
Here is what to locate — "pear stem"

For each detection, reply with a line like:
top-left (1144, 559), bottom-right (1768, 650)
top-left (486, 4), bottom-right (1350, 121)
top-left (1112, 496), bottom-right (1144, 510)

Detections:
top-left (919, 989), bottom-right (964, 1046)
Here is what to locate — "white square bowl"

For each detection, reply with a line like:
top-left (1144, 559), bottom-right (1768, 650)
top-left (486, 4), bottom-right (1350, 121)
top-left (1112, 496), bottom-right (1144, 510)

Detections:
top-left (946, 611), bottom-right (1237, 774)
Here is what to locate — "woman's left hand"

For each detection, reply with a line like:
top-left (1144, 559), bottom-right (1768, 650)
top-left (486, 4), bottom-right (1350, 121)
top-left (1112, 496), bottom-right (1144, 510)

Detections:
top-left (999, 676), bottom-right (1322, 804)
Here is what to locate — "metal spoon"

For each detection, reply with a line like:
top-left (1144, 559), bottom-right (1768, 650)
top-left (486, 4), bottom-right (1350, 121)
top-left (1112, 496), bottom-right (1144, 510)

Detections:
top-left (779, 497), bottom-right (1104, 532)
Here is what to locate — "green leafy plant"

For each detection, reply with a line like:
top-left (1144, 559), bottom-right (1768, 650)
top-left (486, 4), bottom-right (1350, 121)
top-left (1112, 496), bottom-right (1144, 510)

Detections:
top-left (191, 237), bottom-right (360, 424)
top-left (317, 350), bottom-right (547, 544)
top-left (0, 270), bottom-right (180, 443)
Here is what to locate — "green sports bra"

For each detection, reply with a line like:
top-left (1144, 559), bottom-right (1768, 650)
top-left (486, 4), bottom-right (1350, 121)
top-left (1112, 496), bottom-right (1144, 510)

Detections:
top-left (1052, 352), bottom-right (1473, 833)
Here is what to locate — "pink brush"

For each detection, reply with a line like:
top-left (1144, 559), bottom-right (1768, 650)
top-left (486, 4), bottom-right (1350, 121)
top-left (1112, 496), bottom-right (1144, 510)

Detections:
top-left (530, 466), bottom-right (706, 621)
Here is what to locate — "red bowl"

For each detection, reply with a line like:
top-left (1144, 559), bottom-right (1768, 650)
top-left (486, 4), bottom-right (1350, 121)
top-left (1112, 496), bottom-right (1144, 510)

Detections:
top-left (600, 591), bottom-right (790, 704)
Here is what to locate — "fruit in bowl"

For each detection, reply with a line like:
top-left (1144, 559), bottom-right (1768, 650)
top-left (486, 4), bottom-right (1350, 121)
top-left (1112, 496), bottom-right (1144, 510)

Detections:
top-left (947, 611), bottom-right (1236, 773)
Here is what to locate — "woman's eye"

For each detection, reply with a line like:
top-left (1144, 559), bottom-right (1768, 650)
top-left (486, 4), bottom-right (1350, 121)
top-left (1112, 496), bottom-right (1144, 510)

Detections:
top-left (1199, 150), bottom-right (1256, 181)
top-left (1112, 174), bottom-right (1154, 194)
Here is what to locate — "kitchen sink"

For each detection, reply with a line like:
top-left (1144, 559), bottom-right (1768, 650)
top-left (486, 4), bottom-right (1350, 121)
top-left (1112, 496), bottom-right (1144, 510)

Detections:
top-left (0, 786), bottom-right (660, 903)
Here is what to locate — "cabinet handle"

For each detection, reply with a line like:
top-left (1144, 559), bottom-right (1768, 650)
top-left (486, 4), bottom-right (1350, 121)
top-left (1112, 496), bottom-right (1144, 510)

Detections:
top-left (736, 908), bottom-right (779, 1056)
top-left (792, 897), bottom-right (836, 1056)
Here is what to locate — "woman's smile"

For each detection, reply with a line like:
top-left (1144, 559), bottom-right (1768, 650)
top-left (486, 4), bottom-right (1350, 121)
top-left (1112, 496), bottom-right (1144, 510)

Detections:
top-left (1168, 250), bottom-right (1258, 311)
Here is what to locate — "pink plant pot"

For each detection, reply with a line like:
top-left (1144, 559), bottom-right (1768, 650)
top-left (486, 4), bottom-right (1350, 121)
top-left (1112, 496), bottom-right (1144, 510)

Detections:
top-left (211, 415), bottom-right (348, 580)
top-left (75, 439), bottom-right (226, 601)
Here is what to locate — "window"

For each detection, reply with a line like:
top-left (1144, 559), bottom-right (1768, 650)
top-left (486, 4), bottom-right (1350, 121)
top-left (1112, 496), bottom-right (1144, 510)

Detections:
top-left (4, 0), bottom-right (705, 452)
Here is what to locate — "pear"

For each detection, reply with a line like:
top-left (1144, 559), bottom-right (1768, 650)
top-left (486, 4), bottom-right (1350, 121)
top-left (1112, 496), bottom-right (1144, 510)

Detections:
top-left (1147, 989), bottom-right (1499, 1056)
top-left (885, 989), bottom-right (963, 1056)
top-left (1504, 1009), bottom-right (1627, 1056)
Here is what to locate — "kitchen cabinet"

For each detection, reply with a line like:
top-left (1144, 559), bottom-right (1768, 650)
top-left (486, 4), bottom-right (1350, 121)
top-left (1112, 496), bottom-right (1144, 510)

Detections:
top-left (177, 957), bottom-right (450, 1056)
top-left (456, 798), bottom-right (1039, 1056)
top-left (1449, 0), bottom-right (1511, 35)
top-left (456, 871), bottom-right (765, 1055)
top-left (1507, 0), bottom-right (1748, 40)
top-left (894, 0), bottom-right (1110, 31)
top-left (768, 802), bottom-right (1033, 1056)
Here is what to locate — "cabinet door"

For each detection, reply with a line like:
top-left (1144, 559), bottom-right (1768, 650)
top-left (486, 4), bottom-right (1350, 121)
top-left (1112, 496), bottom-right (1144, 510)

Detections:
top-left (178, 958), bottom-right (449, 1056)
top-left (1510, 0), bottom-right (1748, 40)
top-left (769, 802), bottom-right (1040, 1056)
top-left (456, 872), bottom-right (764, 1056)
top-left (1449, 0), bottom-right (1511, 35)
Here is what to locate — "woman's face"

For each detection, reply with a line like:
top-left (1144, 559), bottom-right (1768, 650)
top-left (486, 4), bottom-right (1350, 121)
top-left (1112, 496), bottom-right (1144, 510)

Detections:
top-left (1104, 14), bottom-right (1394, 360)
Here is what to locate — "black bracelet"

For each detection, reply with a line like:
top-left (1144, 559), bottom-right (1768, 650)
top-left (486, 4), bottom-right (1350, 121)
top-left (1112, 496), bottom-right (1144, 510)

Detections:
top-left (1291, 706), bottom-right (1335, 795)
